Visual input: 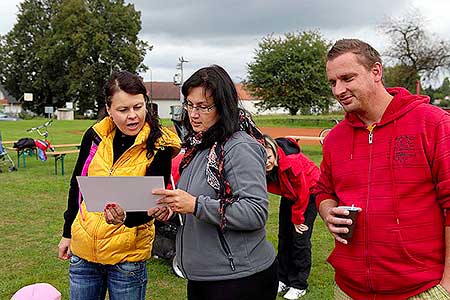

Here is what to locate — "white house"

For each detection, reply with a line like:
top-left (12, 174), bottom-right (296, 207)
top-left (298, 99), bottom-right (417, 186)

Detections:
top-left (235, 83), bottom-right (288, 115)
top-left (144, 81), bottom-right (289, 118)
top-left (143, 81), bottom-right (182, 119)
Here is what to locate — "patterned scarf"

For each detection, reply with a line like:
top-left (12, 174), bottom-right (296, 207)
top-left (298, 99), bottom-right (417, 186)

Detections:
top-left (180, 110), bottom-right (265, 231)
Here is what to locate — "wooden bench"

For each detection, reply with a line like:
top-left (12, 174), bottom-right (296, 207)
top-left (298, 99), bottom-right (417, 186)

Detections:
top-left (47, 149), bottom-right (80, 175)
top-left (6, 143), bottom-right (80, 173)
top-left (51, 143), bottom-right (81, 149)
top-left (6, 146), bottom-right (37, 168)
top-left (285, 135), bottom-right (324, 142)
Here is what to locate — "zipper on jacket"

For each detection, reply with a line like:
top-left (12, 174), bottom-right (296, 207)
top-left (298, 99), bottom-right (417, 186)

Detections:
top-left (179, 216), bottom-right (187, 277)
top-left (92, 217), bottom-right (103, 261)
top-left (367, 124), bottom-right (376, 144)
top-left (109, 147), bottom-right (136, 175)
top-left (178, 169), bottom-right (190, 279)
top-left (217, 228), bottom-right (236, 271)
top-left (365, 124), bottom-right (376, 291)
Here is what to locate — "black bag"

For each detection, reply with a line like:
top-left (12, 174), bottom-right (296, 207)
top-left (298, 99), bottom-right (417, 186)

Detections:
top-left (13, 138), bottom-right (35, 149)
top-left (151, 220), bottom-right (178, 259)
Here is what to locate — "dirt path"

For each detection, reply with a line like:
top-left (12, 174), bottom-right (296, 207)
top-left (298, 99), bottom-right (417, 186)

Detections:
top-left (260, 127), bottom-right (323, 146)
top-left (168, 126), bottom-right (324, 146)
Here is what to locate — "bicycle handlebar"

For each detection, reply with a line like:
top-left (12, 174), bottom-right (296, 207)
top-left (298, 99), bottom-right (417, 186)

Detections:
top-left (27, 120), bottom-right (53, 132)
top-left (26, 120), bottom-right (53, 137)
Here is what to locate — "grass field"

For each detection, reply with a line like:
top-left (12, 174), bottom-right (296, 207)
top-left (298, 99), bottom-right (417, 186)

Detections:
top-left (0, 118), bottom-right (334, 300)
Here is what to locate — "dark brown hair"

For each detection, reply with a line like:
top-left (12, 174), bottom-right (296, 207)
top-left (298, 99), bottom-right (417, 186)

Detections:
top-left (327, 39), bottom-right (382, 70)
top-left (102, 70), bottom-right (162, 158)
top-left (181, 64), bottom-right (241, 148)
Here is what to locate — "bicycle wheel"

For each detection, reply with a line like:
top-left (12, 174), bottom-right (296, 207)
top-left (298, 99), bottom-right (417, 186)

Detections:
top-left (319, 128), bottom-right (331, 145)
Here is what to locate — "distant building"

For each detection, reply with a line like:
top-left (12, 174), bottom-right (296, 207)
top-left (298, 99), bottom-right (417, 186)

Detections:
top-left (0, 84), bottom-right (21, 115)
top-left (235, 83), bottom-right (288, 115)
top-left (143, 81), bottom-right (288, 118)
top-left (143, 82), bottom-right (181, 118)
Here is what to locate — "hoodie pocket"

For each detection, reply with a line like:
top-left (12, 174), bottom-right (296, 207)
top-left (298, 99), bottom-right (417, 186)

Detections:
top-left (389, 229), bottom-right (425, 266)
top-left (217, 228), bottom-right (236, 271)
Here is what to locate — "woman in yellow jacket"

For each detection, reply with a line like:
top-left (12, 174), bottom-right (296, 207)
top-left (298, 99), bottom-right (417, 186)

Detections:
top-left (57, 71), bottom-right (181, 300)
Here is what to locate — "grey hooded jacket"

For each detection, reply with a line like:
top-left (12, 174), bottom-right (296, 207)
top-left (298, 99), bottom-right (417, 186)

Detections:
top-left (176, 131), bottom-right (276, 281)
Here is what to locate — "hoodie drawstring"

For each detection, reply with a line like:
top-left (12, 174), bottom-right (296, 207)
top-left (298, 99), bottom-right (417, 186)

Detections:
top-left (350, 129), bottom-right (355, 160)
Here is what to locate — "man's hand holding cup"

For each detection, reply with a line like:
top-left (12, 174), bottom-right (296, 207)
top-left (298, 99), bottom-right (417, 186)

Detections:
top-left (326, 205), bottom-right (362, 244)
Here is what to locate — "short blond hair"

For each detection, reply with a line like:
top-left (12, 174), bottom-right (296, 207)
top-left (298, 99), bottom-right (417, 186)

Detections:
top-left (263, 134), bottom-right (279, 162)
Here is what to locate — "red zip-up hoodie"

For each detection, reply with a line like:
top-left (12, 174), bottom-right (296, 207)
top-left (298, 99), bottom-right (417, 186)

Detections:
top-left (267, 137), bottom-right (320, 224)
top-left (314, 87), bottom-right (450, 299)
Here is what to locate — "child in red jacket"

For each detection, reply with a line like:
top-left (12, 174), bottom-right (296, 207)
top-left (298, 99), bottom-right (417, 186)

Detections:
top-left (264, 135), bottom-right (320, 300)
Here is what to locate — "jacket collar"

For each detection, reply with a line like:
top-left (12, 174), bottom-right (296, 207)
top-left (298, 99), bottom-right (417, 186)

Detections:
top-left (345, 87), bottom-right (429, 128)
top-left (93, 117), bottom-right (150, 147)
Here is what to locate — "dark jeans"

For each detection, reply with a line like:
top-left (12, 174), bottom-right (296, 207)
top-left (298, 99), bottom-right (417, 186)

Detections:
top-left (187, 259), bottom-right (278, 300)
top-left (278, 195), bottom-right (317, 290)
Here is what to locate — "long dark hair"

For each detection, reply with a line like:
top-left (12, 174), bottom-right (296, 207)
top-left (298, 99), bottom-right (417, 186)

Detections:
top-left (102, 70), bottom-right (162, 158)
top-left (181, 64), bottom-right (240, 149)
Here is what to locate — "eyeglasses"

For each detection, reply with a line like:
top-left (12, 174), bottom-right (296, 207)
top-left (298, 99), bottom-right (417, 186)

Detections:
top-left (183, 101), bottom-right (216, 114)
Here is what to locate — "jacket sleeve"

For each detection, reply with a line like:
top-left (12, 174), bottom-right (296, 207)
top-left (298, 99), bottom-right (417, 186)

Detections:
top-left (62, 128), bottom-right (95, 238)
top-left (432, 114), bottom-right (450, 225)
top-left (290, 172), bottom-right (308, 225)
top-left (194, 139), bottom-right (269, 231)
top-left (290, 161), bottom-right (320, 225)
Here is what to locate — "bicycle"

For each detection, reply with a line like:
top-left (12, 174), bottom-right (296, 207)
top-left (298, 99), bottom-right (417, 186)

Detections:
top-left (319, 119), bottom-right (340, 145)
top-left (26, 120), bottom-right (55, 160)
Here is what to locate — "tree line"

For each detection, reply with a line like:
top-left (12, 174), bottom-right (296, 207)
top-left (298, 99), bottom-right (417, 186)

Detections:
top-left (246, 10), bottom-right (450, 115)
top-left (0, 0), bottom-right (149, 115)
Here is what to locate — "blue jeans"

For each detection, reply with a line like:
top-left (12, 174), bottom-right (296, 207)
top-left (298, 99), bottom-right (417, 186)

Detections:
top-left (69, 254), bottom-right (147, 300)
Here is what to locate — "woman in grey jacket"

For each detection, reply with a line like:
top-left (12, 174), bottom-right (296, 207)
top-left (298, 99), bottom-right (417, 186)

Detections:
top-left (151, 65), bottom-right (278, 300)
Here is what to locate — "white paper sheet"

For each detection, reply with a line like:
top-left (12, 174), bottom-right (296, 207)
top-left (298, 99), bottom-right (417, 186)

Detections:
top-left (76, 176), bottom-right (165, 212)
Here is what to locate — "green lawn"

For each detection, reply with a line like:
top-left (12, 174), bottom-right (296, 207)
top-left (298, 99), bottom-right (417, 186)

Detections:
top-left (0, 118), bottom-right (334, 300)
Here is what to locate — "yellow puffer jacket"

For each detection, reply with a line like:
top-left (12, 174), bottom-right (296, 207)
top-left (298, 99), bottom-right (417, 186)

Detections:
top-left (71, 117), bottom-right (181, 264)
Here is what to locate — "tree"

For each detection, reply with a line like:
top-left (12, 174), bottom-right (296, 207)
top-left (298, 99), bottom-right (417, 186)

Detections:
top-left (383, 64), bottom-right (418, 92)
top-left (430, 77), bottom-right (450, 102)
top-left (380, 10), bottom-right (450, 92)
top-left (0, 0), bottom-right (56, 113)
top-left (0, 0), bottom-right (150, 115)
top-left (245, 31), bottom-right (332, 116)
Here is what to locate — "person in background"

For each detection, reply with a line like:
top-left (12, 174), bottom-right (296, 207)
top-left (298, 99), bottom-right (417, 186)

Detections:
top-left (57, 70), bottom-right (181, 300)
top-left (264, 134), bottom-right (319, 300)
top-left (314, 38), bottom-right (450, 299)
top-left (149, 64), bottom-right (278, 300)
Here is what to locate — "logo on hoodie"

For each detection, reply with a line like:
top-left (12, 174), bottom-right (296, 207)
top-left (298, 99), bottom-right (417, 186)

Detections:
top-left (393, 135), bottom-right (417, 163)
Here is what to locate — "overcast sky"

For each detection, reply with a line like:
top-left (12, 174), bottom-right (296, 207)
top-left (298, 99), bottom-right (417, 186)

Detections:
top-left (1, 0), bottom-right (450, 83)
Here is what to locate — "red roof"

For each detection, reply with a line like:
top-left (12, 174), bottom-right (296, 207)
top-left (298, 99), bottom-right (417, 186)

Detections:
top-left (144, 82), bottom-right (181, 100)
top-left (235, 83), bottom-right (258, 101)
top-left (143, 82), bottom-right (258, 101)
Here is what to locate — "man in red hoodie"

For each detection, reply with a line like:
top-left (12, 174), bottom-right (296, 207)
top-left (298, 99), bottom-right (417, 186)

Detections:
top-left (314, 38), bottom-right (450, 299)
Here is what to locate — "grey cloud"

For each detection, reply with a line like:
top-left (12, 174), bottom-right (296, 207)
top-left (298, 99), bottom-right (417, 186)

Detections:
top-left (132, 0), bottom-right (409, 39)
top-left (0, 0), bottom-right (419, 82)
